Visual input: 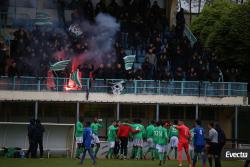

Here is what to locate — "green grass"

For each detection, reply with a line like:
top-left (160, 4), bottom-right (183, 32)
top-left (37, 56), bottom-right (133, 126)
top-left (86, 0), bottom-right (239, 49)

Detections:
top-left (0, 158), bottom-right (244, 167)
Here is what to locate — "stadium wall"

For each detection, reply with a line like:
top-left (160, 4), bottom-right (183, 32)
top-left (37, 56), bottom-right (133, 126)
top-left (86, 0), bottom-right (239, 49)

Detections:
top-left (0, 90), bottom-right (247, 106)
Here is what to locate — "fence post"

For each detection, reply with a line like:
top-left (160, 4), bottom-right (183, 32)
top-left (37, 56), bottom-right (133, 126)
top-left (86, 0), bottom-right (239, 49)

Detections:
top-left (37, 79), bottom-right (41, 91)
top-left (13, 76), bottom-right (16, 90)
top-left (134, 80), bottom-right (137, 94)
top-left (56, 78), bottom-right (59, 92)
top-left (181, 82), bottom-right (184, 95)
top-left (158, 81), bottom-right (161, 94)
top-left (228, 83), bottom-right (232, 96)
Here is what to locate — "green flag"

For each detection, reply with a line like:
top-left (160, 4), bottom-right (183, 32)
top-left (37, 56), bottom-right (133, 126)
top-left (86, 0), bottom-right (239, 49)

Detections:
top-left (50, 60), bottom-right (71, 72)
top-left (70, 69), bottom-right (82, 88)
top-left (34, 12), bottom-right (53, 26)
top-left (123, 55), bottom-right (136, 70)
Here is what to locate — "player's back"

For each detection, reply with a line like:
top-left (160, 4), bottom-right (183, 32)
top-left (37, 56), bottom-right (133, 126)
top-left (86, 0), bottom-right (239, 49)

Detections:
top-left (107, 125), bottom-right (117, 141)
top-left (83, 127), bottom-right (93, 149)
top-left (153, 126), bottom-right (167, 145)
top-left (169, 126), bottom-right (178, 138)
top-left (146, 124), bottom-right (155, 139)
top-left (193, 126), bottom-right (205, 146)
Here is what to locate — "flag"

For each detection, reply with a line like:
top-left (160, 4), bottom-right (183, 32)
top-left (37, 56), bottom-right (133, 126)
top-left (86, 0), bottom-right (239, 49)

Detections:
top-left (123, 55), bottom-right (136, 70)
top-left (111, 80), bottom-right (125, 95)
top-left (70, 69), bottom-right (82, 88)
top-left (50, 60), bottom-right (71, 72)
top-left (34, 12), bottom-right (53, 26)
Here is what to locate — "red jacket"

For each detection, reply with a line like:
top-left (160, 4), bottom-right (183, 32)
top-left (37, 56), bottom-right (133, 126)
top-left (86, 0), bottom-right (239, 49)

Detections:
top-left (117, 124), bottom-right (140, 138)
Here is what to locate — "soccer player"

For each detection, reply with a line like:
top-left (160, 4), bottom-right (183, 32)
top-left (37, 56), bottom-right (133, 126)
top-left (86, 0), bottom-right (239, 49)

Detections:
top-left (75, 117), bottom-right (84, 159)
top-left (91, 117), bottom-right (103, 158)
top-left (167, 120), bottom-right (179, 160)
top-left (132, 119), bottom-right (145, 160)
top-left (144, 120), bottom-right (156, 160)
top-left (106, 120), bottom-right (118, 159)
top-left (80, 121), bottom-right (96, 165)
top-left (189, 125), bottom-right (195, 160)
top-left (175, 120), bottom-right (192, 167)
top-left (154, 121), bottom-right (168, 166)
top-left (117, 120), bottom-right (140, 160)
top-left (192, 120), bottom-right (206, 167)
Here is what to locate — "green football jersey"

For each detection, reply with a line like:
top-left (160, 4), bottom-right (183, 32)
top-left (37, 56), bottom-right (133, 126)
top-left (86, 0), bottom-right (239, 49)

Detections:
top-left (133, 123), bottom-right (145, 139)
top-left (91, 122), bottom-right (103, 135)
top-left (107, 125), bottom-right (118, 142)
top-left (168, 126), bottom-right (179, 138)
top-left (153, 126), bottom-right (168, 145)
top-left (75, 121), bottom-right (84, 137)
top-left (146, 124), bottom-right (155, 139)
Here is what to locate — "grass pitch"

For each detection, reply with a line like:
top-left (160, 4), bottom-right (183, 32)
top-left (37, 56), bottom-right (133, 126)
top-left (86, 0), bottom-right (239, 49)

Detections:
top-left (0, 158), bottom-right (244, 167)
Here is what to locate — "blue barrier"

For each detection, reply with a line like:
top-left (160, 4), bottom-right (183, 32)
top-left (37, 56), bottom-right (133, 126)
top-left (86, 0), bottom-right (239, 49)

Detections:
top-left (0, 76), bottom-right (247, 97)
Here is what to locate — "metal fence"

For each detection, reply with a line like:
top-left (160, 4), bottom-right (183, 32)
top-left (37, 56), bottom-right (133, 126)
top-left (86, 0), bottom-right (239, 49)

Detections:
top-left (0, 76), bottom-right (247, 97)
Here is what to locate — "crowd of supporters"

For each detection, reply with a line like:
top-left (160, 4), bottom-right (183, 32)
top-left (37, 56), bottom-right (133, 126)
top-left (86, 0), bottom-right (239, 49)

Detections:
top-left (0, 0), bottom-right (240, 82)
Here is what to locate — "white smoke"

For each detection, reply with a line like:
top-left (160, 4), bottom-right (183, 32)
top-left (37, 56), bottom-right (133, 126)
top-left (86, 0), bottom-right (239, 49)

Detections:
top-left (79, 13), bottom-right (120, 65)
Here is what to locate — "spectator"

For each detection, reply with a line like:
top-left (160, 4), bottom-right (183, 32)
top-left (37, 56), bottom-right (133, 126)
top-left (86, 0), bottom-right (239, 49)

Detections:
top-left (176, 8), bottom-right (185, 39)
top-left (25, 119), bottom-right (36, 158)
top-left (94, 64), bottom-right (106, 79)
top-left (0, 40), bottom-right (7, 75)
top-left (105, 64), bottom-right (114, 79)
top-left (34, 119), bottom-right (45, 158)
top-left (142, 58), bottom-right (153, 80)
top-left (134, 67), bottom-right (144, 80)
top-left (115, 63), bottom-right (125, 79)
top-left (95, 0), bottom-right (106, 15)
top-left (145, 48), bottom-right (157, 69)
top-left (108, 0), bottom-right (120, 18)
top-left (187, 67), bottom-right (198, 81)
top-left (175, 67), bottom-right (184, 81)
top-left (8, 61), bottom-right (18, 77)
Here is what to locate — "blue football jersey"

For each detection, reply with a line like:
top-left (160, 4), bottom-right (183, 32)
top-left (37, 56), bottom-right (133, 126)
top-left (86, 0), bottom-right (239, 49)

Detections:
top-left (193, 126), bottom-right (205, 146)
top-left (83, 127), bottom-right (93, 149)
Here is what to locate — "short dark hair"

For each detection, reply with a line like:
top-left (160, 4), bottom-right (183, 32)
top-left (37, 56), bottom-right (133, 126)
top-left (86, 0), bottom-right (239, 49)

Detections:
top-left (85, 121), bottom-right (91, 127)
top-left (196, 120), bottom-right (201, 126)
top-left (79, 117), bottom-right (84, 122)
top-left (209, 122), bottom-right (214, 127)
top-left (151, 120), bottom-right (155, 124)
top-left (174, 120), bottom-right (178, 125)
top-left (156, 121), bottom-right (162, 126)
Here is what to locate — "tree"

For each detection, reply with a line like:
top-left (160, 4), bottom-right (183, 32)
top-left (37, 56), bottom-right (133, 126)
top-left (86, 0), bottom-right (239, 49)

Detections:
top-left (191, 0), bottom-right (235, 44)
top-left (191, 0), bottom-right (250, 82)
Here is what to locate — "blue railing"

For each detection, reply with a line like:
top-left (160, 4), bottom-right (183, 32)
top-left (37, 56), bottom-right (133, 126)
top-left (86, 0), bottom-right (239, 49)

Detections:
top-left (0, 76), bottom-right (247, 97)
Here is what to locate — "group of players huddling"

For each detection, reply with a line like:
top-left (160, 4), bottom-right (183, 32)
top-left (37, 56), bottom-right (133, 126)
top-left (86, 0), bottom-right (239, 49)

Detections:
top-left (75, 117), bottom-right (225, 167)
